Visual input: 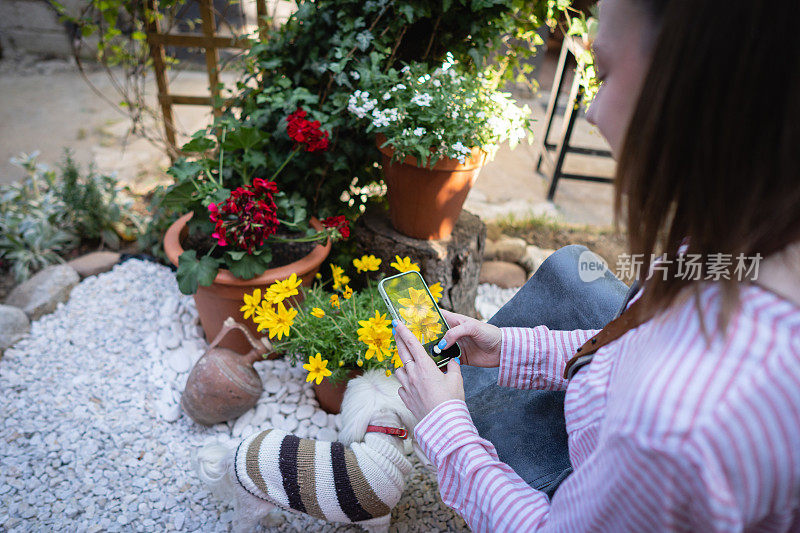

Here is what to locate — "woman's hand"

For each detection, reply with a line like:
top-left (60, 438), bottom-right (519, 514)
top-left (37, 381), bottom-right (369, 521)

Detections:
top-left (438, 309), bottom-right (502, 367)
top-left (392, 320), bottom-right (465, 422)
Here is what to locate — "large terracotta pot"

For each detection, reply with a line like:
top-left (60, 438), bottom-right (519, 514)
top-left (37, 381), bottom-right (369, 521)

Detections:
top-left (377, 133), bottom-right (486, 240)
top-left (313, 368), bottom-right (363, 414)
top-left (163, 211), bottom-right (331, 354)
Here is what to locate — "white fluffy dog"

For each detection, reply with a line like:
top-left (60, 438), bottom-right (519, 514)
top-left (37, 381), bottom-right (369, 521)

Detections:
top-left (196, 369), bottom-right (430, 532)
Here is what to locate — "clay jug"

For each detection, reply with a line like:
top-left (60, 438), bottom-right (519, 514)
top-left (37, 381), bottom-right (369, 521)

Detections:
top-left (181, 317), bottom-right (271, 425)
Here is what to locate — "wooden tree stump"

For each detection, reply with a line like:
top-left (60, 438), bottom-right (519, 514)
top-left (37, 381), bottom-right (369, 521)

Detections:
top-left (352, 205), bottom-right (486, 317)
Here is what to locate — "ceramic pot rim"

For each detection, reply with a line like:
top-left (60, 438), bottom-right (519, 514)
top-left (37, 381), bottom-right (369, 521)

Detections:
top-left (163, 211), bottom-right (332, 287)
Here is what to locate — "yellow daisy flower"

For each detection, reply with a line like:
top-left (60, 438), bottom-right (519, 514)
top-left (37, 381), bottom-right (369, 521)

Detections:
top-left (253, 301), bottom-right (276, 333)
top-left (265, 273), bottom-right (302, 304)
top-left (330, 264), bottom-right (350, 290)
top-left (330, 294), bottom-right (340, 309)
top-left (342, 285), bottom-right (354, 300)
top-left (338, 360), bottom-right (345, 366)
top-left (357, 310), bottom-right (392, 340)
top-left (363, 329), bottom-right (393, 361)
top-left (390, 255), bottom-right (420, 273)
top-left (310, 307), bottom-right (325, 318)
top-left (428, 282), bottom-right (443, 302)
top-left (353, 254), bottom-right (382, 273)
top-left (385, 369), bottom-right (392, 377)
top-left (391, 348), bottom-right (404, 368)
top-left (302, 353), bottom-right (332, 385)
top-left (240, 288), bottom-right (261, 320)
top-left (257, 301), bottom-right (297, 340)
top-left (356, 359), bottom-right (363, 367)
top-left (397, 287), bottom-right (434, 323)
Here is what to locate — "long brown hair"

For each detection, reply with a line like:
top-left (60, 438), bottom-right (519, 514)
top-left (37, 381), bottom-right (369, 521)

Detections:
top-left (614, 0), bottom-right (800, 338)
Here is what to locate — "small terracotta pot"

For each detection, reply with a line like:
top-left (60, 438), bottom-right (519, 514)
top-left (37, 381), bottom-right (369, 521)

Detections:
top-left (377, 133), bottom-right (487, 240)
top-left (163, 211), bottom-right (331, 354)
top-left (313, 368), bottom-right (363, 414)
top-left (181, 318), bottom-right (270, 425)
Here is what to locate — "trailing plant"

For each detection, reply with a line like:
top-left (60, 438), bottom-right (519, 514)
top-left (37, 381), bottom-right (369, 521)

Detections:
top-left (348, 53), bottom-right (534, 167)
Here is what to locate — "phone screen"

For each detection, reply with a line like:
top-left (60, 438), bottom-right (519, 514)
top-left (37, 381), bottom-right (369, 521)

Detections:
top-left (380, 271), bottom-right (459, 367)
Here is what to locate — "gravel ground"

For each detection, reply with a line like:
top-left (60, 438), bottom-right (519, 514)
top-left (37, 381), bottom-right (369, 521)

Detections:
top-left (0, 259), bottom-right (477, 532)
top-left (475, 283), bottom-right (520, 322)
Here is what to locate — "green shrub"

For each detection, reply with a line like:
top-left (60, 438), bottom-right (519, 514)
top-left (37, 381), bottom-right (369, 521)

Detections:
top-left (0, 151), bottom-right (145, 282)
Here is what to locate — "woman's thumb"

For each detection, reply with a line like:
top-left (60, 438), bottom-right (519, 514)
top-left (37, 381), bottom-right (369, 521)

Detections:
top-left (440, 322), bottom-right (475, 348)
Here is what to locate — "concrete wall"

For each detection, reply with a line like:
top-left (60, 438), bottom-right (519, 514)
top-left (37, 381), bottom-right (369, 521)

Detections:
top-left (0, 0), bottom-right (296, 60)
top-left (0, 0), bottom-right (75, 59)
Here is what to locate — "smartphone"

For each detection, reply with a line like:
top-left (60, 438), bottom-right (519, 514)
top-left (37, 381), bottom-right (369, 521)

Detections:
top-left (378, 271), bottom-right (461, 370)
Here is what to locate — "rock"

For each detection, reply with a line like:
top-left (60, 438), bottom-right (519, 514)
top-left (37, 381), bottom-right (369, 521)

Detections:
top-left (4, 264), bottom-right (80, 320)
top-left (264, 377), bottom-right (282, 394)
top-left (251, 403), bottom-right (273, 427)
top-left (65, 252), bottom-right (121, 279)
top-left (271, 413), bottom-right (297, 432)
top-left (316, 427), bottom-right (338, 442)
top-left (479, 261), bottom-right (526, 289)
top-left (166, 348), bottom-right (191, 373)
top-left (295, 405), bottom-right (314, 420)
top-left (519, 245), bottom-right (555, 275)
top-left (310, 411), bottom-right (328, 428)
top-left (492, 237), bottom-right (527, 263)
top-left (0, 304), bottom-right (30, 350)
top-left (157, 329), bottom-right (180, 351)
top-left (159, 297), bottom-right (179, 319)
top-left (279, 403), bottom-right (295, 414)
top-left (352, 204), bottom-right (486, 317)
top-left (232, 411), bottom-right (254, 437)
top-left (155, 401), bottom-right (180, 422)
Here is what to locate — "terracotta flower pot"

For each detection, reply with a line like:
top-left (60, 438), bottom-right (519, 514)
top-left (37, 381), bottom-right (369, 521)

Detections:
top-left (313, 368), bottom-right (363, 414)
top-left (377, 133), bottom-right (487, 240)
top-left (163, 211), bottom-right (331, 354)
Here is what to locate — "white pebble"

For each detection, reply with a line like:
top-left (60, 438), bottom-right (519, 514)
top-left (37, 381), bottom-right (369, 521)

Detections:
top-left (296, 405), bottom-right (314, 420)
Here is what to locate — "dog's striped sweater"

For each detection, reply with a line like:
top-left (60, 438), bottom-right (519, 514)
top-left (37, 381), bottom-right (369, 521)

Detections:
top-left (234, 428), bottom-right (412, 523)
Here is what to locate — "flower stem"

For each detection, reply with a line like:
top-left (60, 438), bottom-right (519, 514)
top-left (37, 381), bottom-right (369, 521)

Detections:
top-left (269, 145), bottom-right (301, 182)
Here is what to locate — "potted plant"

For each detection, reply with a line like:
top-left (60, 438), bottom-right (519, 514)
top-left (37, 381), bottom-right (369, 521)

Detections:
top-left (161, 108), bottom-right (350, 354)
top-left (240, 253), bottom-right (442, 413)
top-left (348, 54), bottom-right (535, 240)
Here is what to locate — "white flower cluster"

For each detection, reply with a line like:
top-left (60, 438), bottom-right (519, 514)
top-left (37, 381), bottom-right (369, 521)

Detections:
top-left (413, 127), bottom-right (426, 136)
top-left (410, 93), bottom-right (433, 107)
top-left (347, 90), bottom-right (378, 119)
top-left (450, 141), bottom-right (471, 164)
top-left (371, 107), bottom-right (400, 128)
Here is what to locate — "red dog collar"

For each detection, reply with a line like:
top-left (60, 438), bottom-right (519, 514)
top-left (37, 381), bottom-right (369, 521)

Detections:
top-left (366, 425), bottom-right (408, 439)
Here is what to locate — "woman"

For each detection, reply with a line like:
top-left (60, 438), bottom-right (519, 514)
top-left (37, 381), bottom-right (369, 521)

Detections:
top-left (392, 0), bottom-right (800, 530)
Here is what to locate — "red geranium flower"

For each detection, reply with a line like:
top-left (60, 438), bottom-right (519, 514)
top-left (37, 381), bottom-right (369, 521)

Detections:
top-left (286, 108), bottom-right (330, 153)
top-left (208, 179), bottom-right (280, 253)
top-left (322, 215), bottom-right (350, 239)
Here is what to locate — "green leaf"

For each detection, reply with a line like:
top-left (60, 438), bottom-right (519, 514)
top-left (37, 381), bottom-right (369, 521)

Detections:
top-left (226, 250), bottom-right (247, 261)
top-left (243, 150), bottom-right (268, 169)
top-left (131, 30), bottom-right (147, 41)
top-left (181, 136), bottom-right (216, 153)
top-left (227, 249), bottom-right (271, 280)
top-left (176, 249), bottom-right (220, 295)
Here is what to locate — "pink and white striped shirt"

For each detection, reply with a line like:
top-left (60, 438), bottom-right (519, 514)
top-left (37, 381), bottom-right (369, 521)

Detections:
top-left (414, 282), bottom-right (800, 531)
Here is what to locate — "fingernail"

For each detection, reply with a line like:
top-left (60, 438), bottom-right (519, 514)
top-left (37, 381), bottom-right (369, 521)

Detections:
top-left (437, 338), bottom-right (447, 349)
top-left (454, 356), bottom-right (461, 364)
